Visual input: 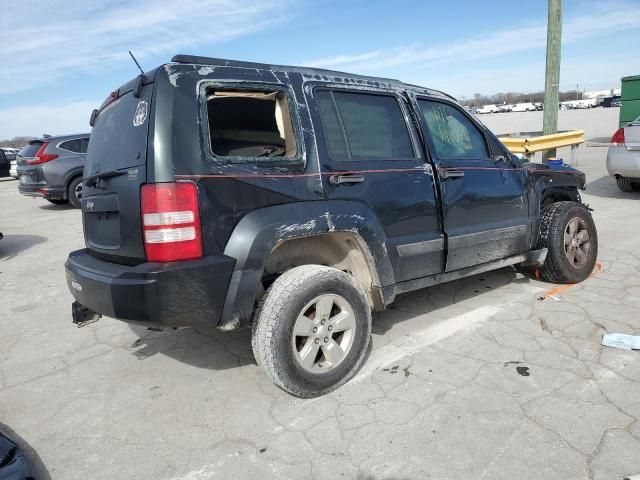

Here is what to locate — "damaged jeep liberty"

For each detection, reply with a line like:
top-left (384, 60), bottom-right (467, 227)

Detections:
top-left (66, 55), bottom-right (597, 397)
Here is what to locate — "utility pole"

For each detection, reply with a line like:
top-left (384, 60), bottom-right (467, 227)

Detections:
top-left (576, 83), bottom-right (579, 100)
top-left (542, 0), bottom-right (562, 161)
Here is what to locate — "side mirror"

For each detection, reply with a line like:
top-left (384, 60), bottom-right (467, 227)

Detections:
top-left (89, 109), bottom-right (99, 127)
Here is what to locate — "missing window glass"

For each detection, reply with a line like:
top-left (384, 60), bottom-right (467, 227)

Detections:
top-left (206, 90), bottom-right (297, 159)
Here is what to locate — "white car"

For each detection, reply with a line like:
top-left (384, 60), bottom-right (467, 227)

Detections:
top-left (511, 102), bottom-right (537, 112)
top-left (476, 104), bottom-right (500, 114)
top-left (606, 115), bottom-right (640, 192)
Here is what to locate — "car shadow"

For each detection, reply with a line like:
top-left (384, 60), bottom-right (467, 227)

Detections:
top-left (126, 265), bottom-right (532, 370)
top-left (0, 234), bottom-right (47, 261)
top-left (0, 423), bottom-right (51, 480)
top-left (371, 266), bottom-right (525, 336)
top-left (585, 175), bottom-right (640, 199)
top-left (0, 176), bottom-right (16, 183)
top-left (38, 202), bottom-right (76, 210)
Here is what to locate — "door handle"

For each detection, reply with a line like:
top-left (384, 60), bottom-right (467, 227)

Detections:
top-left (440, 169), bottom-right (465, 180)
top-left (329, 174), bottom-right (365, 185)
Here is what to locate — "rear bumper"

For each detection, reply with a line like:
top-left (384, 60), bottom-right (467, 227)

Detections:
top-left (65, 249), bottom-right (236, 328)
top-left (18, 183), bottom-right (65, 199)
top-left (606, 146), bottom-right (640, 179)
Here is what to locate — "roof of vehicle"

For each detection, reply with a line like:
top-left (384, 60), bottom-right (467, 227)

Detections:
top-left (29, 133), bottom-right (90, 142)
top-left (170, 54), bottom-right (456, 101)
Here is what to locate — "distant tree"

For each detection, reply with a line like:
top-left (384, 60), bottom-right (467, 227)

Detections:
top-left (0, 136), bottom-right (36, 149)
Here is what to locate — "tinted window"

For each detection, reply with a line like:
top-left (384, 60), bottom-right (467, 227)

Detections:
top-left (317, 90), bottom-right (415, 160)
top-left (315, 91), bottom-right (348, 159)
top-left (59, 139), bottom-right (82, 152)
top-left (18, 141), bottom-right (43, 158)
top-left (419, 100), bottom-right (489, 160)
top-left (79, 138), bottom-right (89, 153)
top-left (87, 93), bottom-right (149, 171)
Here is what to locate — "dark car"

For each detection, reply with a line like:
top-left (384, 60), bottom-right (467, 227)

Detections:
top-left (0, 149), bottom-right (10, 177)
top-left (16, 134), bottom-right (90, 208)
top-left (66, 55), bottom-right (598, 397)
top-left (0, 430), bottom-right (35, 479)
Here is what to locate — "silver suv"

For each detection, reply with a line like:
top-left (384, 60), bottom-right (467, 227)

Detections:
top-left (17, 134), bottom-right (90, 208)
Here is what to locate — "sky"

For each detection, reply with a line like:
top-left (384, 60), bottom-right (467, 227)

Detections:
top-left (1, 0), bottom-right (639, 139)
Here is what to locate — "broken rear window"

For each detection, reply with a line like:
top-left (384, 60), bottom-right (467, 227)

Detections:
top-left (206, 89), bottom-right (298, 159)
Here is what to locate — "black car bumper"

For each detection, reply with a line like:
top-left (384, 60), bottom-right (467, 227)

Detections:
top-left (65, 249), bottom-right (236, 328)
top-left (18, 184), bottom-right (66, 200)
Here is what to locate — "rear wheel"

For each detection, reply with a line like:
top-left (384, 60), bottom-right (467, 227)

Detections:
top-left (46, 198), bottom-right (68, 205)
top-left (616, 176), bottom-right (635, 192)
top-left (68, 176), bottom-right (83, 208)
top-left (536, 201), bottom-right (598, 283)
top-left (251, 265), bottom-right (371, 398)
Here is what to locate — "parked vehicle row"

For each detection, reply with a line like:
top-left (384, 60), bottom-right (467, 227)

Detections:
top-left (0, 148), bottom-right (19, 178)
top-left (65, 55), bottom-right (598, 397)
top-left (475, 102), bottom-right (543, 114)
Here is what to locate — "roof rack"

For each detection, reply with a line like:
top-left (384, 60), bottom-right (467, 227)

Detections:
top-left (171, 54), bottom-right (402, 85)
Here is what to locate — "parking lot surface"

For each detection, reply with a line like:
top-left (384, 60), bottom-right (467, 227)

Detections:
top-left (1, 108), bottom-right (639, 479)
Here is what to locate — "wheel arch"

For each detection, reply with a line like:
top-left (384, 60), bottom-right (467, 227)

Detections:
top-left (540, 186), bottom-right (581, 209)
top-left (63, 168), bottom-right (84, 199)
top-left (219, 201), bottom-right (395, 330)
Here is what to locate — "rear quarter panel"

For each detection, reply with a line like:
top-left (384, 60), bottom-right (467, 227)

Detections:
top-left (41, 154), bottom-right (84, 190)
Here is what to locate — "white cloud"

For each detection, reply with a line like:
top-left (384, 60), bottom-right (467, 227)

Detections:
top-left (301, 2), bottom-right (640, 81)
top-left (0, 100), bottom-right (98, 139)
top-left (0, 0), bottom-right (294, 96)
top-left (305, 51), bottom-right (381, 68)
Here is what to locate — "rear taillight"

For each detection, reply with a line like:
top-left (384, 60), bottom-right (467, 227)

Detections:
top-left (141, 182), bottom-right (203, 262)
top-left (611, 128), bottom-right (625, 145)
top-left (24, 143), bottom-right (58, 165)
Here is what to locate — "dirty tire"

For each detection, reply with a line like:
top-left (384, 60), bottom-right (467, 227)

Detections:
top-left (536, 201), bottom-right (598, 284)
top-left (616, 176), bottom-right (635, 192)
top-left (68, 176), bottom-right (83, 208)
top-left (251, 265), bottom-right (371, 398)
top-left (46, 198), bottom-right (68, 205)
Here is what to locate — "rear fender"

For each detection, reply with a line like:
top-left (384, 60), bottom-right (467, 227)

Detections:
top-left (219, 200), bottom-right (395, 329)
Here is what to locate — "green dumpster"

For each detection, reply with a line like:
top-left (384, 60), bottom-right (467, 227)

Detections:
top-left (620, 75), bottom-right (640, 127)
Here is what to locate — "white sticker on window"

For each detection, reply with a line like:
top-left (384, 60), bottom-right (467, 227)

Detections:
top-left (133, 99), bottom-right (148, 127)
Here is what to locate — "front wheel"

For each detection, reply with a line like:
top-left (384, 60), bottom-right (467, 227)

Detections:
top-left (536, 201), bottom-right (598, 283)
top-left (251, 265), bottom-right (371, 398)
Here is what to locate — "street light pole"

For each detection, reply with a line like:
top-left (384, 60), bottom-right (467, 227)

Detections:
top-left (542, 0), bottom-right (562, 161)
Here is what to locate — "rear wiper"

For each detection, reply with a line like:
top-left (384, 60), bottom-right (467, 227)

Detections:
top-left (84, 169), bottom-right (127, 187)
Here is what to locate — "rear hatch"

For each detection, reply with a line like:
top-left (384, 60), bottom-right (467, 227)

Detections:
top-left (16, 140), bottom-right (45, 185)
top-left (82, 77), bottom-right (155, 264)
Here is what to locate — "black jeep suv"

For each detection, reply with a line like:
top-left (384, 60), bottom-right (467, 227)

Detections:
top-left (66, 55), bottom-right (597, 397)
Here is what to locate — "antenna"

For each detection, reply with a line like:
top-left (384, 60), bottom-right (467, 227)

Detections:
top-left (128, 50), bottom-right (144, 75)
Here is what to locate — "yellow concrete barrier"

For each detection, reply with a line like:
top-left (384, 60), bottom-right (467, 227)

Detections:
top-left (498, 130), bottom-right (585, 164)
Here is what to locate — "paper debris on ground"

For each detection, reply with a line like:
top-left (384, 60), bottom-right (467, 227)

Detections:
top-left (602, 333), bottom-right (640, 350)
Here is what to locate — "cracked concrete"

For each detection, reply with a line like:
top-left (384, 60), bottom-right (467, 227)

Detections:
top-left (1, 108), bottom-right (639, 479)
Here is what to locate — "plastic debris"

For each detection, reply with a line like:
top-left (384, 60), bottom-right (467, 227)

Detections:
top-left (602, 333), bottom-right (640, 351)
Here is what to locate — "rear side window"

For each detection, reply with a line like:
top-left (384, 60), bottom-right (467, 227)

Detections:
top-left (59, 138), bottom-right (89, 153)
top-left (206, 89), bottom-right (297, 159)
top-left (418, 100), bottom-right (489, 160)
top-left (316, 90), bottom-right (415, 161)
